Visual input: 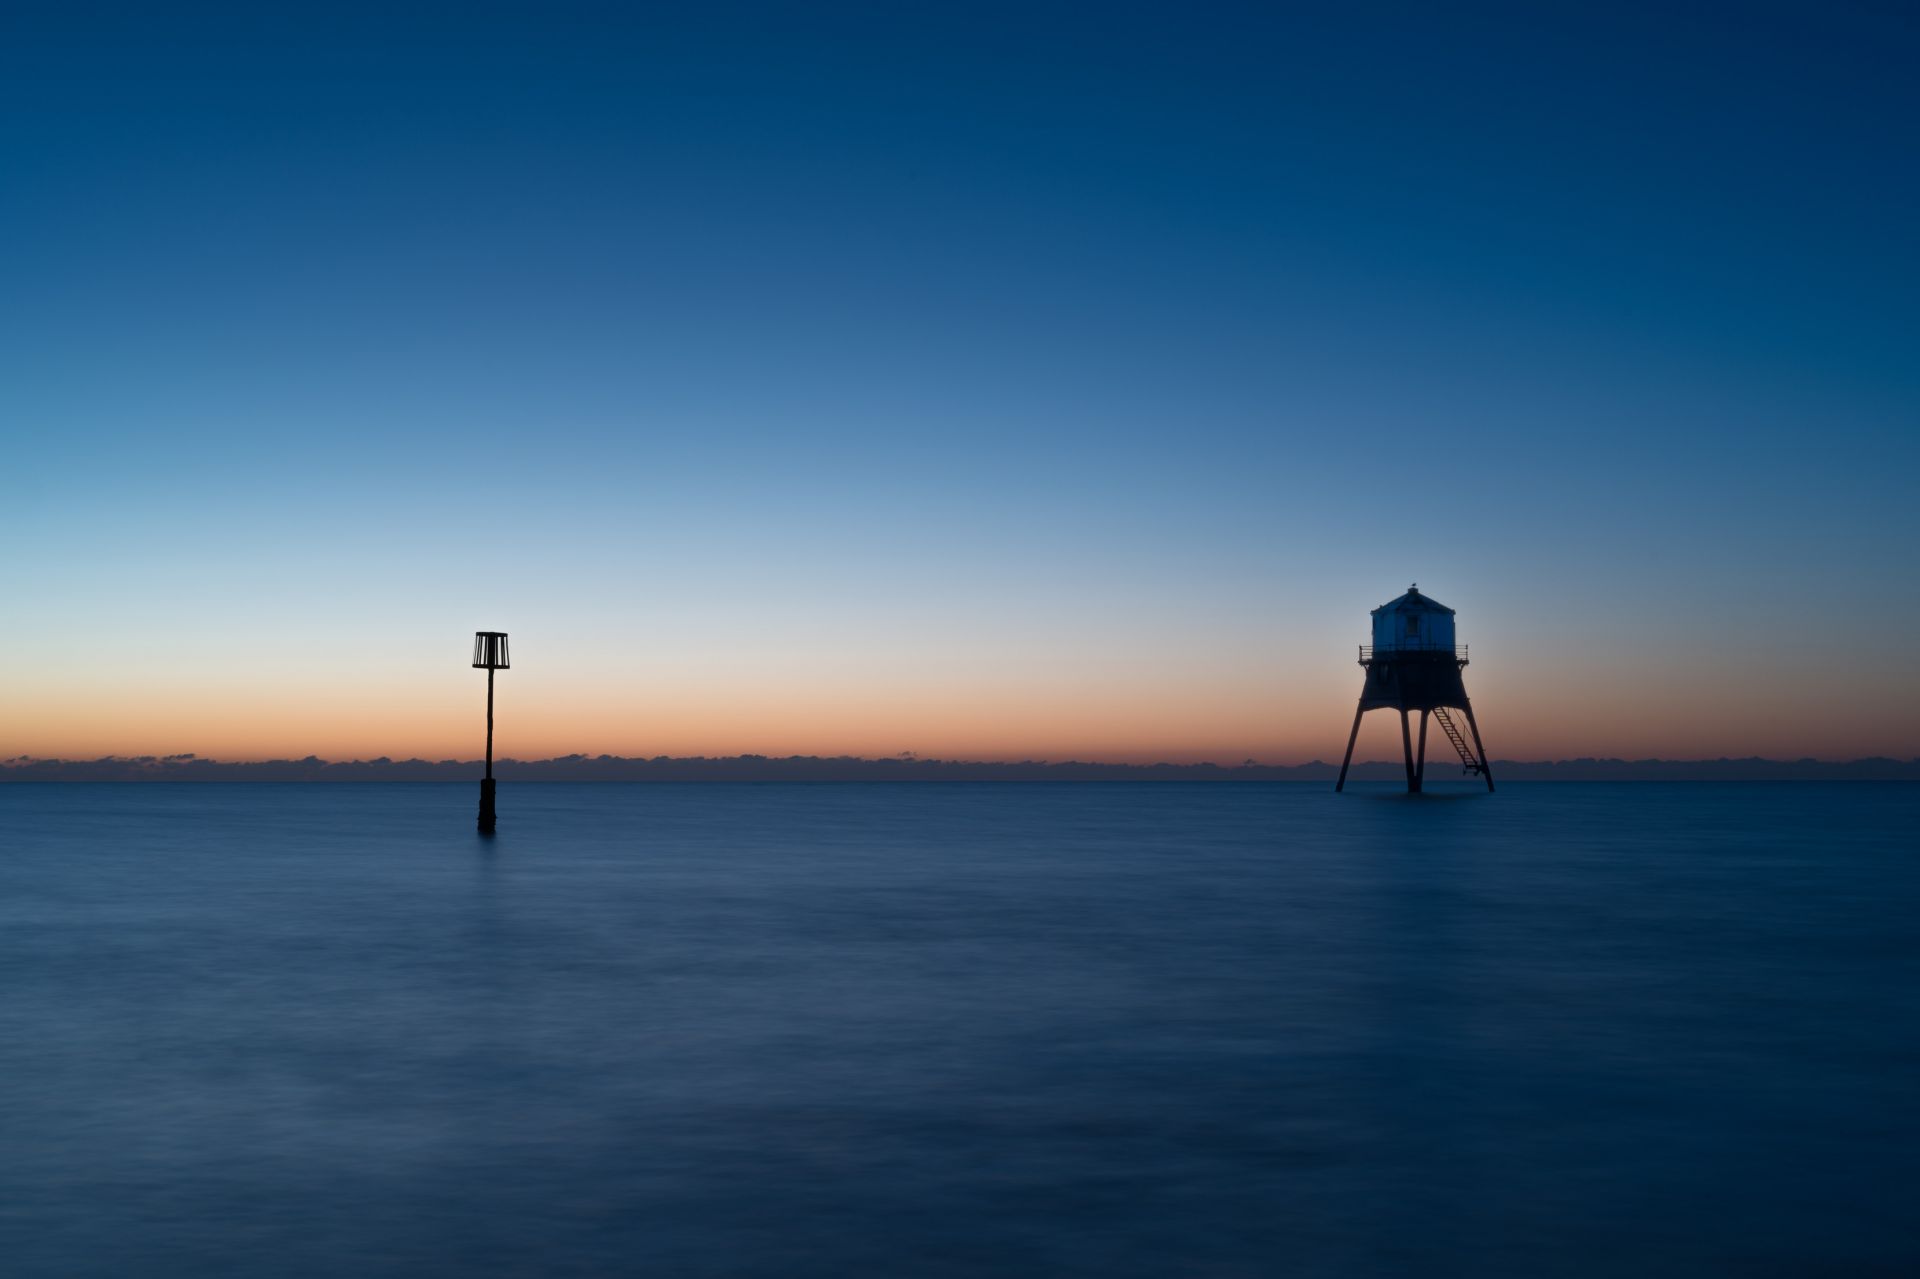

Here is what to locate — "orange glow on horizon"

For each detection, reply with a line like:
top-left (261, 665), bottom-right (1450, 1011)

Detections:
top-left (5, 658), bottom-right (1913, 765)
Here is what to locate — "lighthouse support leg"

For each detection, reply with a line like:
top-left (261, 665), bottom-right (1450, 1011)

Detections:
top-left (1462, 703), bottom-right (1495, 793)
top-left (1334, 704), bottom-right (1365, 793)
top-left (1415, 709), bottom-right (1428, 794)
top-left (1399, 710), bottom-right (1416, 794)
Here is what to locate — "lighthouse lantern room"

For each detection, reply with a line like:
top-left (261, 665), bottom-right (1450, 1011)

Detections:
top-left (1371, 586), bottom-right (1456, 653)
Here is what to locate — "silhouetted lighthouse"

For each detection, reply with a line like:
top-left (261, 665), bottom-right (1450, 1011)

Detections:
top-left (1335, 585), bottom-right (1493, 793)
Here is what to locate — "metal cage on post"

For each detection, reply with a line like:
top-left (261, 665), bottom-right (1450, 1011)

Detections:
top-left (473, 631), bottom-right (510, 832)
top-left (473, 632), bottom-right (511, 670)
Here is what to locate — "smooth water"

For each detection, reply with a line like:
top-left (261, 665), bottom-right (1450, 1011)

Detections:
top-left (2, 782), bottom-right (1915, 1276)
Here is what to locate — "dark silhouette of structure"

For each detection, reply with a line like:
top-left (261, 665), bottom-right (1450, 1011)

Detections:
top-left (1336, 586), bottom-right (1493, 794)
top-left (472, 631), bottom-right (510, 831)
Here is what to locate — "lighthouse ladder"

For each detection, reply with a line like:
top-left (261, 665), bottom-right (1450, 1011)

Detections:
top-left (1431, 707), bottom-right (1482, 775)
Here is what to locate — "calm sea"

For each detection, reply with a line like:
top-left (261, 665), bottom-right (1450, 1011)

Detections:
top-left (2, 782), bottom-right (1915, 1276)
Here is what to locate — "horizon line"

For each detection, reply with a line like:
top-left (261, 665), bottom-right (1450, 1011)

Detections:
top-left (6, 752), bottom-right (1919, 783)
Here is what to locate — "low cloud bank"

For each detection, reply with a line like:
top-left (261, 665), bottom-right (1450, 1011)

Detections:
top-left (4, 753), bottom-right (1918, 781)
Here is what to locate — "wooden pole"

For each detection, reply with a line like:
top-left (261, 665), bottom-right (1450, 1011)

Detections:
top-left (479, 665), bottom-right (498, 832)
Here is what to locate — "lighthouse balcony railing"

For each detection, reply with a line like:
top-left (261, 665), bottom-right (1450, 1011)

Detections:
top-left (1359, 643), bottom-right (1468, 663)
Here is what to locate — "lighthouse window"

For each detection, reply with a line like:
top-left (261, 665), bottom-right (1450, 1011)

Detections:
top-left (1405, 615), bottom-right (1421, 639)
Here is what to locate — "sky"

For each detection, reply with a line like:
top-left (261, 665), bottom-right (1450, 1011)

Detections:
top-left (3, 1), bottom-right (1917, 764)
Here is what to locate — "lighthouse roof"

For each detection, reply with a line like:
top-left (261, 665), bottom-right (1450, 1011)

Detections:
top-left (1371, 584), bottom-right (1455, 616)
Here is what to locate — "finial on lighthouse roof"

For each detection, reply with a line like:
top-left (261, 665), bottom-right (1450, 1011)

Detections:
top-left (1409, 582), bottom-right (1419, 594)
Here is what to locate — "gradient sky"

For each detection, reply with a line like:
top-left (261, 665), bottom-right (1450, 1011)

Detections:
top-left (4, 2), bottom-right (1917, 763)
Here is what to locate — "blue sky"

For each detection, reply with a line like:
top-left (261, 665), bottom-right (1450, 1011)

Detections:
top-left (3, 2), bottom-right (1917, 761)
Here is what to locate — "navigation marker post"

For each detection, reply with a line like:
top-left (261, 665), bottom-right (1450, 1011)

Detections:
top-left (472, 631), bottom-right (511, 832)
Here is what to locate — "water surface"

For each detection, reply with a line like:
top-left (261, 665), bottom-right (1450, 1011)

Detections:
top-left (3, 782), bottom-right (1915, 1275)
